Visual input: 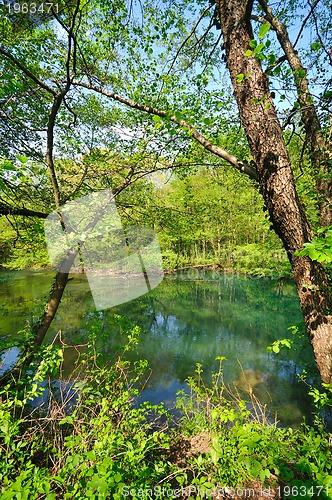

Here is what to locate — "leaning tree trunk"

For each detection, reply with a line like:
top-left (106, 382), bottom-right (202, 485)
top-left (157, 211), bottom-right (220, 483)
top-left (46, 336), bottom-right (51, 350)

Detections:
top-left (0, 250), bottom-right (78, 386)
top-left (218, 0), bottom-right (332, 383)
top-left (258, 0), bottom-right (332, 227)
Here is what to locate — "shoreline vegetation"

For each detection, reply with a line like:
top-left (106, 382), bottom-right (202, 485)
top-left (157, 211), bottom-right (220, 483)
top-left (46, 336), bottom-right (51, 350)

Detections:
top-left (1, 294), bottom-right (332, 499)
top-left (1, 212), bottom-right (332, 498)
top-left (1, 249), bottom-right (332, 497)
top-left (0, 243), bottom-right (292, 280)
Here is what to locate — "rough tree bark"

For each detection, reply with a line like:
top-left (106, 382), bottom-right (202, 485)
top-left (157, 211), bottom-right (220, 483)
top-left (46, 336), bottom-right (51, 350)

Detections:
top-left (217, 0), bottom-right (332, 383)
top-left (257, 0), bottom-right (332, 227)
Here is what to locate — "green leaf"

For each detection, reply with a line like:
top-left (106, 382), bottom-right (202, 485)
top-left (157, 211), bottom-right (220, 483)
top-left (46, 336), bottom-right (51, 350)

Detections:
top-left (244, 49), bottom-right (253, 57)
top-left (114, 472), bottom-right (122, 483)
top-left (254, 42), bottom-right (265, 54)
top-left (308, 248), bottom-right (321, 260)
top-left (152, 115), bottom-right (162, 122)
top-left (86, 450), bottom-right (96, 460)
top-left (260, 469), bottom-right (270, 481)
top-left (295, 68), bottom-right (306, 79)
top-left (2, 163), bottom-right (16, 171)
top-left (17, 155), bottom-right (28, 163)
top-left (236, 73), bottom-right (245, 83)
top-left (258, 23), bottom-right (270, 38)
top-left (268, 53), bottom-right (277, 65)
top-left (310, 41), bottom-right (321, 51)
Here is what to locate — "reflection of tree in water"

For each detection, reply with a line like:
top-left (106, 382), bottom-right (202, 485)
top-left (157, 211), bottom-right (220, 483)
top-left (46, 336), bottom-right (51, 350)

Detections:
top-left (1, 269), bottom-right (317, 426)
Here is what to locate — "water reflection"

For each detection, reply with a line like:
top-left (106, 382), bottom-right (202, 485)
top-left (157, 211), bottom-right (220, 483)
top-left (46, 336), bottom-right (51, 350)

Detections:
top-left (0, 269), bottom-right (319, 427)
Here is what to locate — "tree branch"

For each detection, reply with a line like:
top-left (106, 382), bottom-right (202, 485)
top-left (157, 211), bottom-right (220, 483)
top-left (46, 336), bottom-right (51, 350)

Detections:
top-left (166, 5), bottom-right (213, 76)
top-left (71, 81), bottom-right (259, 181)
top-left (257, 0), bottom-right (332, 226)
top-left (244, 0), bottom-right (254, 25)
top-left (0, 204), bottom-right (48, 218)
top-left (293, 0), bottom-right (321, 49)
top-left (0, 47), bottom-right (56, 96)
top-left (307, 0), bottom-right (332, 66)
top-left (46, 1), bottom-right (81, 209)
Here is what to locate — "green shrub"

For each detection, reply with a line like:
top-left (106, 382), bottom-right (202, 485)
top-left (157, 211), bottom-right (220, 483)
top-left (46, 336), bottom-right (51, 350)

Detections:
top-left (1, 329), bottom-right (332, 499)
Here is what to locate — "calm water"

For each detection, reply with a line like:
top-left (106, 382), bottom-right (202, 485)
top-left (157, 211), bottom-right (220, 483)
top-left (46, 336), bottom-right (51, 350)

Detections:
top-left (0, 269), bottom-right (320, 426)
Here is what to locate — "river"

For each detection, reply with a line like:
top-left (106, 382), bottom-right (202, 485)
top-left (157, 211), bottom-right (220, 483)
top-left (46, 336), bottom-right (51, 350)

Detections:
top-left (0, 268), bottom-right (320, 427)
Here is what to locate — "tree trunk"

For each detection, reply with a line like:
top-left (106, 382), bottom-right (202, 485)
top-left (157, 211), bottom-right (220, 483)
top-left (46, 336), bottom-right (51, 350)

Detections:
top-left (258, 0), bottom-right (332, 227)
top-left (0, 250), bottom-right (77, 386)
top-left (218, 0), bottom-right (332, 383)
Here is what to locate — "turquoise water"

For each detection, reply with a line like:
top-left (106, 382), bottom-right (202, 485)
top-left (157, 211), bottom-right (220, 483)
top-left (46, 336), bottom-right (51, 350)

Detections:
top-left (0, 269), bottom-right (318, 426)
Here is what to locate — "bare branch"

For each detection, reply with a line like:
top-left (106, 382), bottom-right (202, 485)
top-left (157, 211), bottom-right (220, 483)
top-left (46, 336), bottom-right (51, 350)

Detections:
top-left (308, 0), bottom-right (332, 66)
top-left (293, 0), bottom-right (321, 49)
top-left (265, 54), bottom-right (287, 74)
top-left (166, 5), bottom-right (214, 76)
top-left (257, 0), bottom-right (332, 226)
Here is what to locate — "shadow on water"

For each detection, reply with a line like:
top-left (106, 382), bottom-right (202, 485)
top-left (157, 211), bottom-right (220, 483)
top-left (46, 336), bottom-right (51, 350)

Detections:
top-left (0, 268), bottom-right (324, 427)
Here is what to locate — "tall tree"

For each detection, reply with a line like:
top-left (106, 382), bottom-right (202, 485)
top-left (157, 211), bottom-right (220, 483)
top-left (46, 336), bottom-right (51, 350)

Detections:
top-left (215, 0), bottom-right (332, 382)
top-left (68, 0), bottom-right (332, 381)
top-left (1, 0), bottom-right (331, 382)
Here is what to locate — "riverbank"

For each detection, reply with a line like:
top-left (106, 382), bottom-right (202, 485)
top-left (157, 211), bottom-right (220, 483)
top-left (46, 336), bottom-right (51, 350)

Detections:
top-left (1, 241), bottom-right (292, 278)
top-left (1, 265), bottom-right (331, 498)
top-left (1, 268), bottom-right (314, 428)
top-left (1, 332), bottom-right (331, 499)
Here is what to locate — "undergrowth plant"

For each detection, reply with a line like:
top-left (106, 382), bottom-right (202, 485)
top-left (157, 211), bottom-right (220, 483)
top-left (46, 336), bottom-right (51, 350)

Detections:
top-left (1, 325), bottom-right (332, 499)
top-left (175, 358), bottom-right (332, 499)
top-left (0, 320), bottom-right (173, 499)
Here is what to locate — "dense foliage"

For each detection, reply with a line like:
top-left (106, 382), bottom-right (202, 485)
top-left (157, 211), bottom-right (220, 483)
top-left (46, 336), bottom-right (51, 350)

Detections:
top-left (0, 161), bottom-right (291, 276)
top-left (1, 324), bottom-right (332, 499)
top-left (1, 0), bottom-right (332, 497)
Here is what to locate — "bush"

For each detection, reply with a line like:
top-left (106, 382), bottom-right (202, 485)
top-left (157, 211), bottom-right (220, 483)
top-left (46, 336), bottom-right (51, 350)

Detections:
top-left (1, 327), bottom-right (332, 499)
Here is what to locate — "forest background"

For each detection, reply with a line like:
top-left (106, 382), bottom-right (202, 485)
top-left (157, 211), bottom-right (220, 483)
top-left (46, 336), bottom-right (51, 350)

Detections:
top-left (1, 0), bottom-right (332, 497)
top-left (0, 0), bottom-right (328, 278)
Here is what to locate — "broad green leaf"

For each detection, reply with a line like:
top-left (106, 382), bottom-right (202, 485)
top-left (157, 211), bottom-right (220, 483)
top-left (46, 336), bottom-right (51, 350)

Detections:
top-left (310, 41), bottom-right (321, 51)
top-left (254, 42), bottom-right (265, 54)
top-left (258, 23), bottom-right (270, 38)
top-left (17, 155), bottom-right (28, 163)
top-left (308, 248), bottom-right (321, 260)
